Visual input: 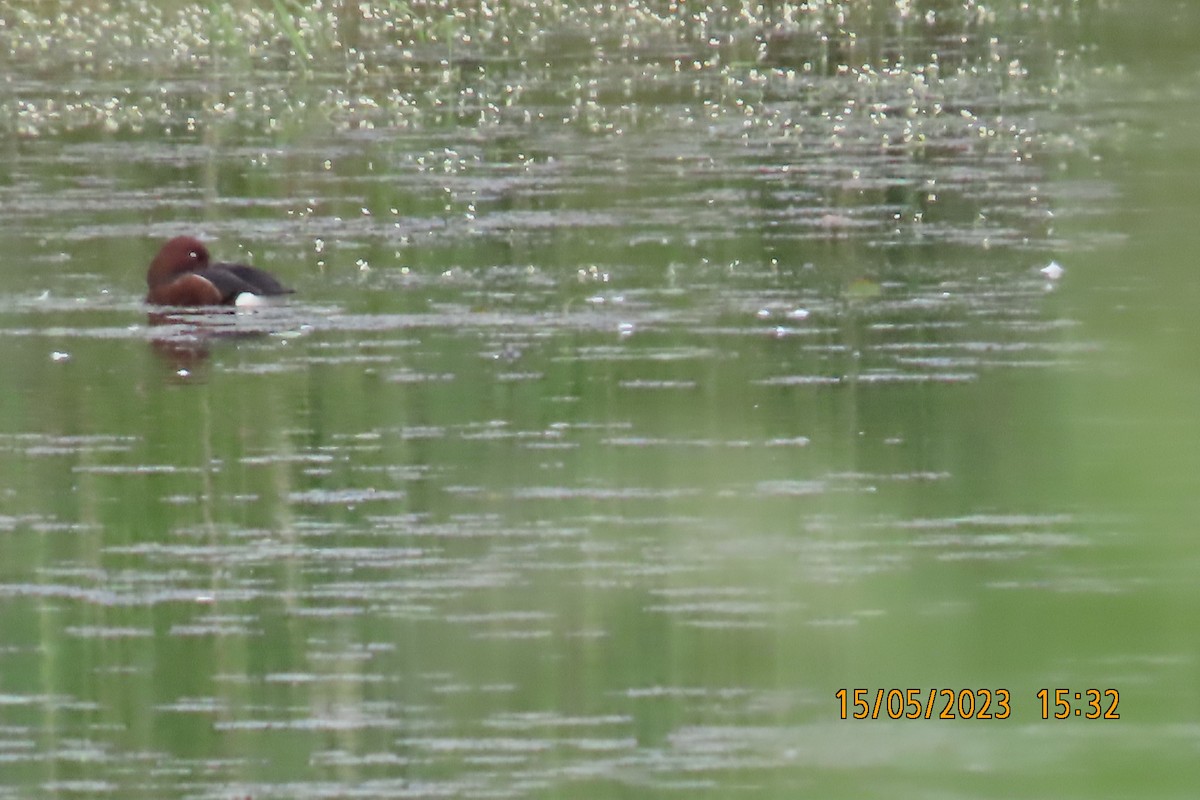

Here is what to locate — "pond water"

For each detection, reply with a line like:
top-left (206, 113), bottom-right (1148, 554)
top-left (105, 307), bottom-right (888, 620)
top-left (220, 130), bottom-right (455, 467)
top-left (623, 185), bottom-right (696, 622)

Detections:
top-left (3, 1), bottom-right (1200, 797)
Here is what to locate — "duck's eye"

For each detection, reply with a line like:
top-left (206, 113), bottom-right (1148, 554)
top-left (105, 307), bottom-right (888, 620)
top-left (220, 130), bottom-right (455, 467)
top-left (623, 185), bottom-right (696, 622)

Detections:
top-left (189, 250), bottom-right (200, 261)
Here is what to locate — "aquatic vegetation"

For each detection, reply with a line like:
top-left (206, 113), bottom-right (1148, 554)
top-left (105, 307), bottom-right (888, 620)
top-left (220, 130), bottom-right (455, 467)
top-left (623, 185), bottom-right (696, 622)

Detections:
top-left (2, 0), bottom-right (1105, 140)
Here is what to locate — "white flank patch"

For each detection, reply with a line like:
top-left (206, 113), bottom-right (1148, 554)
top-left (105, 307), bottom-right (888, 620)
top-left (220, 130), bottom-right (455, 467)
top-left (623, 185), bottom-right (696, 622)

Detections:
top-left (234, 292), bottom-right (266, 308)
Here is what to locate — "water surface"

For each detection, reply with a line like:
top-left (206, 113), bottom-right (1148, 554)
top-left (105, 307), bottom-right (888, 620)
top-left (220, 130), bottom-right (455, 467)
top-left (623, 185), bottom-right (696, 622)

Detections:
top-left (2, 1), bottom-right (1199, 797)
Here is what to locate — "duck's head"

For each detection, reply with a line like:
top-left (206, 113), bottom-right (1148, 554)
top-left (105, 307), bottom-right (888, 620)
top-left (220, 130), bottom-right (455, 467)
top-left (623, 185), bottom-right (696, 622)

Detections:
top-left (147, 236), bottom-right (211, 288)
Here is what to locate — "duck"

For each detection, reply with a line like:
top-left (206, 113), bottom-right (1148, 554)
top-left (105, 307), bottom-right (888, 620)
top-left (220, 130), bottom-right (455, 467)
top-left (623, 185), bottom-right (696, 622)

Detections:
top-left (145, 236), bottom-right (292, 306)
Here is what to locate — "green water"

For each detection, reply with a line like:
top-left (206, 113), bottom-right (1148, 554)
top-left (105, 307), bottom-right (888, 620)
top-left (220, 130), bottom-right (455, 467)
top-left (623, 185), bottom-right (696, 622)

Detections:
top-left (2, 1), bottom-right (1199, 797)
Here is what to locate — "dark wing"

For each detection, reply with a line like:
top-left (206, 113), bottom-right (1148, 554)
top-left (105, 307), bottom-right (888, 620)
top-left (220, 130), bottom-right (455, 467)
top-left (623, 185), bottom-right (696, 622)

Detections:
top-left (200, 263), bottom-right (293, 302)
top-left (220, 264), bottom-right (293, 295)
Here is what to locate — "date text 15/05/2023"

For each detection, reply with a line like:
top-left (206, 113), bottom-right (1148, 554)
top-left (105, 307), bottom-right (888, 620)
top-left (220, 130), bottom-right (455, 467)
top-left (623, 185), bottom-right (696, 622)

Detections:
top-left (835, 689), bottom-right (1121, 720)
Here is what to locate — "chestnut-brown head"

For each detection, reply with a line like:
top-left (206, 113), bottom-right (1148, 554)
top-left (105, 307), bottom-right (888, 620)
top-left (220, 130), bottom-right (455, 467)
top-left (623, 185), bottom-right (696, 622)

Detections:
top-left (147, 236), bottom-right (211, 289)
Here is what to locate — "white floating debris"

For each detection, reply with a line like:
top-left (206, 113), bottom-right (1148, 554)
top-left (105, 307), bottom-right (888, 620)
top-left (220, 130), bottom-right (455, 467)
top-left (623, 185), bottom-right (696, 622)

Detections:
top-left (1040, 261), bottom-right (1064, 280)
top-left (787, 308), bottom-right (810, 320)
top-left (617, 322), bottom-right (635, 337)
top-left (50, 351), bottom-right (70, 362)
top-left (756, 308), bottom-right (772, 319)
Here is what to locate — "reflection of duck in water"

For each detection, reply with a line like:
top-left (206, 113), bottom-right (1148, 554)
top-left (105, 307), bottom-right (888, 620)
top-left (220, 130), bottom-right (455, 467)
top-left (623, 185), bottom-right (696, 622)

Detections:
top-left (145, 236), bottom-right (292, 306)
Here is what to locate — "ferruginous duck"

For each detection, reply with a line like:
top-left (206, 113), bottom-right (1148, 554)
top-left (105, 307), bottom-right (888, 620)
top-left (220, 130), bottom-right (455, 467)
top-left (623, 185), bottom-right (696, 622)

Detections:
top-left (145, 236), bottom-right (292, 306)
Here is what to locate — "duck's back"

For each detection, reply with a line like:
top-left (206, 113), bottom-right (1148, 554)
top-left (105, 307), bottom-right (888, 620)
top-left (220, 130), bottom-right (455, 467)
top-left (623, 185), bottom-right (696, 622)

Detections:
top-left (196, 264), bottom-right (293, 303)
top-left (217, 263), bottom-right (293, 296)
